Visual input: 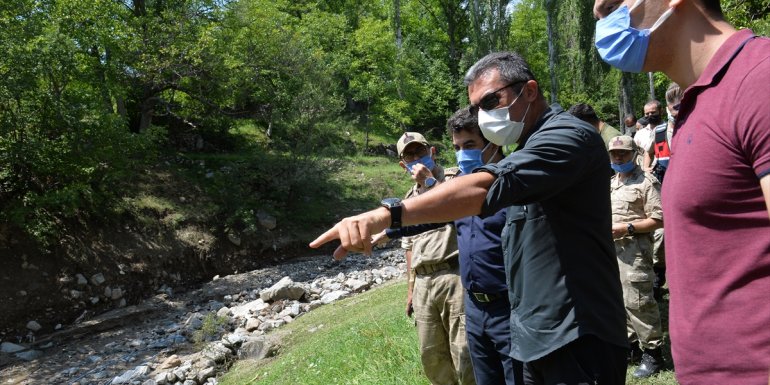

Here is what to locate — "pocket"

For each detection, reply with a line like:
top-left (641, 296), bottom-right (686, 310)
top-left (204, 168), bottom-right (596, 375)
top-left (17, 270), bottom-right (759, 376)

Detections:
top-left (624, 273), bottom-right (655, 309)
top-left (611, 193), bottom-right (639, 214)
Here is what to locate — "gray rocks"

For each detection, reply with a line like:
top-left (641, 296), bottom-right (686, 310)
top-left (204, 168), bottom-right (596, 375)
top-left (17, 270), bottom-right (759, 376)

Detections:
top-left (90, 273), bottom-right (106, 286)
top-left (1, 341), bottom-right (25, 353)
top-left (260, 276), bottom-right (306, 301)
top-left (257, 210), bottom-right (277, 230)
top-left (26, 320), bottom-right (42, 332)
top-left (0, 247), bottom-right (406, 384)
top-left (320, 290), bottom-right (349, 304)
top-left (15, 349), bottom-right (43, 361)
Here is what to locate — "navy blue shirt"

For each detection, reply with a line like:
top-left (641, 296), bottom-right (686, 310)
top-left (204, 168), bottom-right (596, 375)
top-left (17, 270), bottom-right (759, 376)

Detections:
top-left (386, 198), bottom-right (507, 295)
top-left (455, 198), bottom-right (507, 295)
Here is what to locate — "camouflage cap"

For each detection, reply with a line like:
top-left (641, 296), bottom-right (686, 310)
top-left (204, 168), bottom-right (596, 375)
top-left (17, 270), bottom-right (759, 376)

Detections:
top-left (608, 135), bottom-right (635, 152)
top-left (397, 132), bottom-right (430, 157)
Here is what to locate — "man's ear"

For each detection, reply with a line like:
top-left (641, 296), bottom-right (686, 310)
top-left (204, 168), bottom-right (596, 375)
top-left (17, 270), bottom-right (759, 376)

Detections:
top-left (523, 80), bottom-right (539, 103)
top-left (430, 146), bottom-right (437, 158)
top-left (399, 160), bottom-right (407, 170)
top-left (669, 0), bottom-right (684, 8)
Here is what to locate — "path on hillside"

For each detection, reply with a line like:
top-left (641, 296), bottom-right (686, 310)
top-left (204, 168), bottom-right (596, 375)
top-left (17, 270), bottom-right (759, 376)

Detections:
top-left (0, 246), bottom-right (406, 385)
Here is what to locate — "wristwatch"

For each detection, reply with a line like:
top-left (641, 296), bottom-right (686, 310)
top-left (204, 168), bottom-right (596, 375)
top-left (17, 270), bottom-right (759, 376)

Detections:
top-left (627, 223), bottom-right (636, 236)
top-left (380, 198), bottom-right (403, 229)
top-left (424, 177), bottom-right (437, 188)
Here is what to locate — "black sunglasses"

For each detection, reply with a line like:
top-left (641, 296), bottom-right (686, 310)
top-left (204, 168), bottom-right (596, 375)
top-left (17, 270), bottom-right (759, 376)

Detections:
top-left (473, 81), bottom-right (525, 111)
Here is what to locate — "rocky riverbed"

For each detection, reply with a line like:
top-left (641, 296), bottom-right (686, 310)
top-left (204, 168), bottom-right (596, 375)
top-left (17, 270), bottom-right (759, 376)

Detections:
top-left (0, 247), bottom-right (406, 385)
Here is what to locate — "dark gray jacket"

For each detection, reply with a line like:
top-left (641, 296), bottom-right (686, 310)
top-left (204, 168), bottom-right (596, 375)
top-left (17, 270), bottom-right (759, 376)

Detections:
top-left (478, 104), bottom-right (627, 362)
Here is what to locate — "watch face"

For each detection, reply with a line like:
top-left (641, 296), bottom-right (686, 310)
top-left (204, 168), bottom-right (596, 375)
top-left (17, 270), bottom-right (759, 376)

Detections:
top-left (425, 177), bottom-right (436, 187)
top-left (381, 197), bottom-right (401, 207)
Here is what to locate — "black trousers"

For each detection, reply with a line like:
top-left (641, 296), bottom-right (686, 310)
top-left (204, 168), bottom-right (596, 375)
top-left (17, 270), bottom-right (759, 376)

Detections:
top-left (523, 334), bottom-right (628, 385)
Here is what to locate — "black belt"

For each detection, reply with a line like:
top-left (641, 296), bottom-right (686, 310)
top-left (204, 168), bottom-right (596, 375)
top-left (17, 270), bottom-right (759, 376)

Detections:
top-left (413, 258), bottom-right (458, 275)
top-left (470, 291), bottom-right (504, 303)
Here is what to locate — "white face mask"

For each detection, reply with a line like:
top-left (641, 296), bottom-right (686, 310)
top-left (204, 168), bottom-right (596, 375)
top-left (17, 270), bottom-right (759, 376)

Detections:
top-left (477, 87), bottom-right (530, 146)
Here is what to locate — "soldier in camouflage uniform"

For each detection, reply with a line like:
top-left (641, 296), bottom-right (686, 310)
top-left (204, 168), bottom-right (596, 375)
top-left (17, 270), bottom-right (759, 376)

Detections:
top-left (607, 135), bottom-right (665, 378)
top-left (396, 132), bottom-right (474, 385)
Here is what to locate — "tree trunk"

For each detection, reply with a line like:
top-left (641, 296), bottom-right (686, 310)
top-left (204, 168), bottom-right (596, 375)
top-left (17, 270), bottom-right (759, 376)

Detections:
top-left (648, 72), bottom-right (655, 100)
top-left (444, 0), bottom-right (460, 111)
top-left (471, 0), bottom-right (483, 58)
top-left (620, 72), bottom-right (634, 122)
top-left (545, 0), bottom-right (558, 104)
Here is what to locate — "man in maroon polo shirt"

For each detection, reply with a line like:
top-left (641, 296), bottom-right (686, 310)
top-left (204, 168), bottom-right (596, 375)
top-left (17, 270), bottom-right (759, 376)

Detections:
top-left (593, 1), bottom-right (770, 384)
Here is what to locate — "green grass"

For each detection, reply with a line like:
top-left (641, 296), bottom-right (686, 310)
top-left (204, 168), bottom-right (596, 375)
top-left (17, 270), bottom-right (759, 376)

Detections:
top-left (220, 281), bottom-right (679, 385)
top-left (219, 280), bottom-right (429, 385)
top-left (334, 154), bottom-right (414, 204)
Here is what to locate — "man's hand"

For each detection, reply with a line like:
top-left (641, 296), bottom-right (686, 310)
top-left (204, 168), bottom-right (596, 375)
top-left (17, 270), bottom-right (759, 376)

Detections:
top-left (309, 207), bottom-right (391, 260)
top-left (611, 223), bottom-right (628, 239)
top-left (405, 294), bottom-right (414, 318)
top-left (409, 163), bottom-right (433, 187)
top-left (371, 229), bottom-right (390, 247)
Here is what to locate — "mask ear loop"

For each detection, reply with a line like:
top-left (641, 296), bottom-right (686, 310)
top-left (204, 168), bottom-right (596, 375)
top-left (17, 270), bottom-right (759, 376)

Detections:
top-left (629, 0), bottom-right (644, 13)
top-left (649, 7), bottom-right (674, 32)
top-left (479, 141), bottom-right (494, 165)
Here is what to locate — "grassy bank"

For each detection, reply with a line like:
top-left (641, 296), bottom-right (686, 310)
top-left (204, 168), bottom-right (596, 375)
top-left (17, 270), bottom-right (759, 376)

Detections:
top-left (219, 280), bottom-right (428, 385)
top-left (219, 280), bottom-right (679, 385)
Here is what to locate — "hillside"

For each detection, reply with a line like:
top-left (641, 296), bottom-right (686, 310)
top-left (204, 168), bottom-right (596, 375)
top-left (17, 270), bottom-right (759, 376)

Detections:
top-left (0, 148), bottom-right (415, 343)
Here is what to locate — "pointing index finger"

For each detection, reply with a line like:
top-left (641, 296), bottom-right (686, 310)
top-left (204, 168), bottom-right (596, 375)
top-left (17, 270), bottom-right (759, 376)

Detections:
top-left (309, 226), bottom-right (340, 249)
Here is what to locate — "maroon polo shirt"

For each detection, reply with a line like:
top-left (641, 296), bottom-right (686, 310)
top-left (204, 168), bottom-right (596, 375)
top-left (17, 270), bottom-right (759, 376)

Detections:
top-left (662, 29), bottom-right (770, 385)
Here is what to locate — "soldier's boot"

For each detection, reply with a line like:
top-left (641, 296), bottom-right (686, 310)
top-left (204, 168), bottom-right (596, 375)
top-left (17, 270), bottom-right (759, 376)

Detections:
top-left (633, 348), bottom-right (663, 378)
top-left (627, 343), bottom-right (643, 365)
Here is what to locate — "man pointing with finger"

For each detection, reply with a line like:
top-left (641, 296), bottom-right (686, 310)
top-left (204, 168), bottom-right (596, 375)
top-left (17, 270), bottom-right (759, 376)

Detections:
top-left (311, 52), bottom-right (628, 385)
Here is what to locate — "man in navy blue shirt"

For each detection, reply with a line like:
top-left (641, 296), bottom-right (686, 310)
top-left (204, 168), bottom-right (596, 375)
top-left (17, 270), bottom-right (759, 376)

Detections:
top-left (377, 107), bottom-right (523, 385)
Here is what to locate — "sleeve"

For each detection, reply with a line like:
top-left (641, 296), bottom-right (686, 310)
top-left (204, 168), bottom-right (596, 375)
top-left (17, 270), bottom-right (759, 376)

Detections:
top-left (643, 177), bottom-right (664, 221)
top-left (387, 223), bottom-right (447, 239)
top-left (476, 123), bottom-right (603, 216)
top-left (734, 54), bottom-right (770, 179)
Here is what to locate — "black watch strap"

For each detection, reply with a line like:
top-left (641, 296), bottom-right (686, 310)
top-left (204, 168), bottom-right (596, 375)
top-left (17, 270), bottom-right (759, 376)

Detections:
top-left (381, 198), bottom-right (402, 229)
top-left (627, 223), bottom-right (636, 235)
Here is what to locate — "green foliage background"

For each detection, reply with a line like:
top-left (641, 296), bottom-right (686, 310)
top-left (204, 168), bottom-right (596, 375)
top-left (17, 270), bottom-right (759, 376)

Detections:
top-left (0, 0), bottom-right (768, 249)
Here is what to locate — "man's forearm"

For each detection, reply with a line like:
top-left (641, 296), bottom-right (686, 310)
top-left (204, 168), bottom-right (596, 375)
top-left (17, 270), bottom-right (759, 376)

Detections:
top-left (400, 171), bottom-right (494, 226)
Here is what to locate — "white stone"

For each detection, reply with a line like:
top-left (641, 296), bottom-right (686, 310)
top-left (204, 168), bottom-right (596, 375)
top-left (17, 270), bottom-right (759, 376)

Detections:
top-left (90, 273), bottom-right (106, 286)
top-left (229, 299), bottom-right (268, 319)
top-left (345, 279), bottom-right (370, 292)
top-left (259, 276), bottom-right (306, 302)
top-left (216, 307), bottom-right (231, 318)
top-left (245, 317), bottom-right (261, 332)
top-left (26, 320), bottom-right (42, 332)
top-left (320, 290), bottom-right (349, 304)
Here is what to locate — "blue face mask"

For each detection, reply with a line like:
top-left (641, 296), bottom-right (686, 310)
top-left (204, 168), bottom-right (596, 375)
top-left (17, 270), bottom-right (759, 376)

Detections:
top-left (406, 154), bottom-right (435, 174)
top-left (611, 159), bottom-right (636, 173)
top-left (594, 0), bottom-right (674, 73)
top-left (456, 142), bottom-right (493, 175)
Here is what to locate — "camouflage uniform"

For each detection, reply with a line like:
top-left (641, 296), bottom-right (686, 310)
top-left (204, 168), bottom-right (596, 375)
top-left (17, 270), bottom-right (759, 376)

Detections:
top-left (610, 166), bottom-right (665, 351)
top-left (403, 165), bottom-right (474, 385)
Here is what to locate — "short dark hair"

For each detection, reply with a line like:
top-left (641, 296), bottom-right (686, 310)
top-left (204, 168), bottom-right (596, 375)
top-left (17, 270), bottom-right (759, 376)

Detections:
top-left (447, 106), bottom-right (488, 145)
top-left (463, 52), bottom-right (537, 96)
top-left (568, 103), bottom-right (600, 126)
top-left (645, 99), bottom-right (662, 111)
top-left (624, 114), bottom-right (637, 123)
